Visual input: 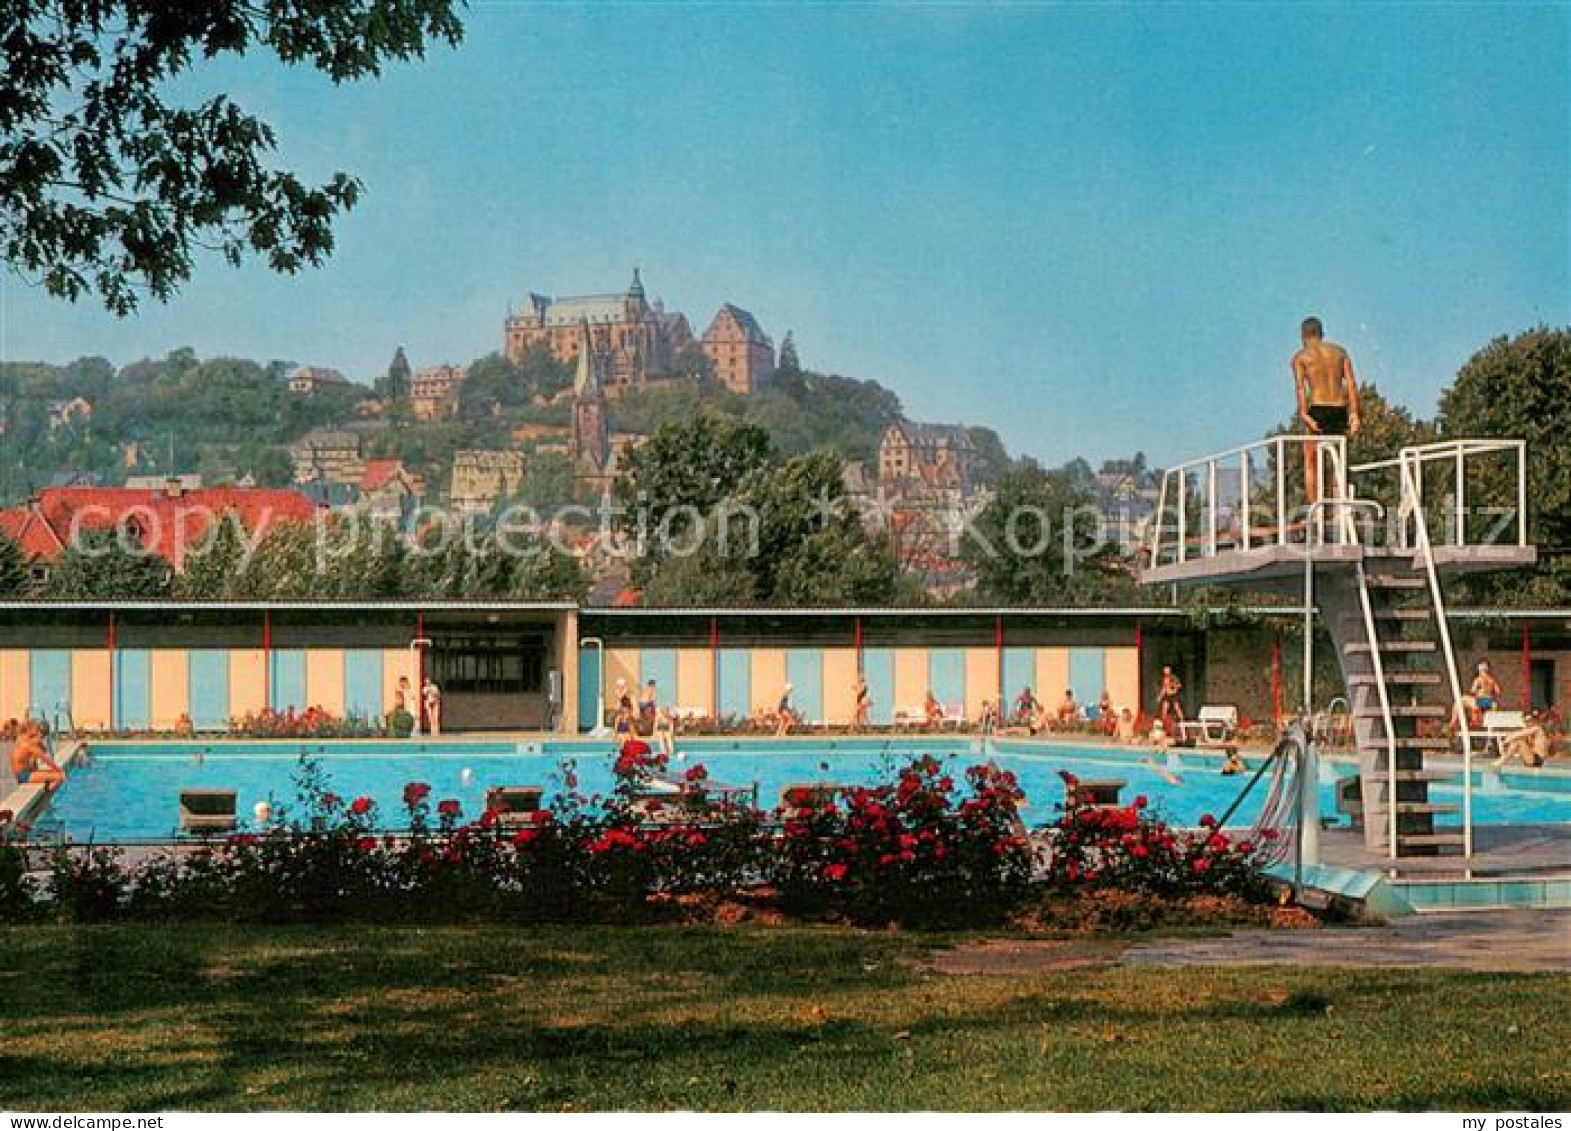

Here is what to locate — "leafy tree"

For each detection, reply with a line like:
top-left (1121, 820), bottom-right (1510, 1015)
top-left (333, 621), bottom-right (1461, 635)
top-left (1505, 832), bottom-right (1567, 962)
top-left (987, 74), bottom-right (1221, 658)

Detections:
top-left (48, 528), bottom-right (173, 600)
top-left (1437, 327), bottom-right (1571, 604)
top-left (614, 414), bottom-right (774, 582)
top-left (2, 1), bottom-right (463, 314)
top-left (513, 344), bottom-right (574, 401)
top-left (671, 341), bottom-right (716, 384)
top-left (961, 460), bottom-right (1134, 605)
top-left (174, 510), bottom-right (253, 600)
top-left (459, 354), bottom-right (529, 420)
top-left (777, 330), bottom-right (800, 375)
top-left (239, 522), bottom-right (321, 599)
top-left (640, 448), bottom-right (905, 607)
top-left (966, 426), bottom-right (1013, 486)
top-left (378, 347), bottom-right (412, 400)
top-left (639, 540), bottom-right (759, 606)
top-left (0, 531), bottom-right (33, 597)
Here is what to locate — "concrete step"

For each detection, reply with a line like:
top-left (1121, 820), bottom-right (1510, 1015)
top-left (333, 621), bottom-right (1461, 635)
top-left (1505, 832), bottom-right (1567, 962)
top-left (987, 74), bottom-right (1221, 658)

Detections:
top-left (1366, 575), bottom-right (1428, 590)
top-left (1347, 671), bottom-right (1444, 687)
top-left (1355, 704), bottom-right (1448, 718)
top-left (1344, 640), bottom-right (1437, 654)
top-left (1390, 769), bottom-right (1459, 782)
top-left (1367, 801), bottom-right (1462, 816)
top-left (1349, 608), bottom-right (1434, 622)
top-left (1359, 735), bottom-right (1452, 751)
top-left (1396, 831), bottom-right (1467, 849)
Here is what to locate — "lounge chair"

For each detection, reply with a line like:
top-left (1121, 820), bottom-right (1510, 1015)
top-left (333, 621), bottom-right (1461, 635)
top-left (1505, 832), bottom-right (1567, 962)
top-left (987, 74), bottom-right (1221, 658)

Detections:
top-left (940, 702), bottom-right (967, 730)
top-left (485, 785), bottom-right (546, 828)
top-left (1177, 705), bottom-right (1239, 746)
top-left (179, 789), bottom-right (238, 834)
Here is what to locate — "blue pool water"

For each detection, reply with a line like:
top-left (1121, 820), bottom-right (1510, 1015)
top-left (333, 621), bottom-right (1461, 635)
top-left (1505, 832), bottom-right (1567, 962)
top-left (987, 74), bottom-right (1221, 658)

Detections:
top-left (42, 737), bottom-right (1571, 841)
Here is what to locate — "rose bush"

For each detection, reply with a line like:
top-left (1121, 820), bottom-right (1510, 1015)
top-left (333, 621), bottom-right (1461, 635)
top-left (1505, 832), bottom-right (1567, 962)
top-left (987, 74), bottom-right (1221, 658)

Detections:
top-left (770, 755), bottom-right (1033, 928)
top-left (8, 752), bottom-right (1286, 928)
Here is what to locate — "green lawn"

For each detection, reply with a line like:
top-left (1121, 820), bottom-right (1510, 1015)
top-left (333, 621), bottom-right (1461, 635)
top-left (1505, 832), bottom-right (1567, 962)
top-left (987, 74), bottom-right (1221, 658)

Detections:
top-left (0, 924), bottom-right (1565, 1111)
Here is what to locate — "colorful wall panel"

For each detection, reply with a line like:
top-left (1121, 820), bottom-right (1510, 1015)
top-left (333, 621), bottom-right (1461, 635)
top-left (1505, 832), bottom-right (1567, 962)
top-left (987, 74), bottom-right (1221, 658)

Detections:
top-left (228, 649), bottom-right (266, 720)
top-left (928, 648), bottom-right (965, 712)
top-left (268, 649), bottom-right (306, 712)
top-left (749, 649), bottom-right (787, 717)
top-left (821, 648), bottom-right (859, 725)
top-left (344, 650), bottom-right (383, 723)
top-left (189, 650), bottom-right (230, 729)
top-left (29, 650), bottom-right (70, 726)
top-left (1069, 647), bottom-right (1106, 709)
top-left (1104, 646), bottom-right (1140, 718)
top-left (149, 649), bottom-right (189, 731)
top-left (675, 649), bottom-right (713, 717)
top-left (861, 647), bottom-right (895, 725)
top-left (603, 648), bottom-right (640, 714)
top-left (304, 649), bottom-right (346, 716)
top-left (577, 647), bottom-right (602, 730)
top-left (1001, 647), bottom-right (1035, 710)
top-left (716, 648), bottom-right (750, 721)
top-left (638, 648), bottom-right (677, 709)
top-left (70, 649), bottom-right (111, 731)
top-left (113, 649), bottom-right (151, 731)
top-left (0, 650), bottom-right (30, 723)
top-left (964, 648), bottom-right (1000, 720)
top-left (1035, 647), bottom-right (1070, 706)
top-left (786, 648), bottom-right (824, 724)
top-left (892, 648), bottom-right (927, 717)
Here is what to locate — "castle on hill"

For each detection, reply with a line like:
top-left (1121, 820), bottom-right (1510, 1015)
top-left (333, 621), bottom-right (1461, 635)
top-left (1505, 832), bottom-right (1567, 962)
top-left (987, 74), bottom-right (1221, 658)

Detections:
top-left (503, 269), bottom-right (776, 396)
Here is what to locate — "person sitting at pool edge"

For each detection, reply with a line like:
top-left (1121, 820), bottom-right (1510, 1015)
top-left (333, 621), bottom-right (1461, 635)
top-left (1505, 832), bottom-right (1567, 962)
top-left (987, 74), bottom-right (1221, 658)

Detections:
top-left (1013, 686), bottom-right (1038, 727)
top-left (1056, 688), bottom-right (1079, 726)
top-left (10, 722), bottom-right (63, 791)
top-left (923, 689), bottom-right (944, 729)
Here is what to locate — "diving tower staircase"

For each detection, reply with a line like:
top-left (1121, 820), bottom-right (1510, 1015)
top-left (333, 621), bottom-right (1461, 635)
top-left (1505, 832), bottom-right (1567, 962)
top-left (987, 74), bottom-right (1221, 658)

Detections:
top-left (1140, 436), bottom-right (1534, 861)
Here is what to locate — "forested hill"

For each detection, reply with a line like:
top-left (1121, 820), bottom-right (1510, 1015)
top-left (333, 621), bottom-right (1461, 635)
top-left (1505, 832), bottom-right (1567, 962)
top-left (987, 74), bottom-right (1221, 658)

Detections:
top-left (0, 347), bottom-right (1014, 500)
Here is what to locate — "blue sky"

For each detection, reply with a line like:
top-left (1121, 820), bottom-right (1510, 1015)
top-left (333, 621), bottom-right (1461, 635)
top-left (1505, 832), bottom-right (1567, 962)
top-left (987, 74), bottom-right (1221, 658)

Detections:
top-left (1, 2), bottom-right (1566, 466)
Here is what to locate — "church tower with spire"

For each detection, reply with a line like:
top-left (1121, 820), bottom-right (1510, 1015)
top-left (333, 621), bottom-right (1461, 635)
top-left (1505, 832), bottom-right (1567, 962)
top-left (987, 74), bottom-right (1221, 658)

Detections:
top-left (570, 318), bottom-right (612, 489)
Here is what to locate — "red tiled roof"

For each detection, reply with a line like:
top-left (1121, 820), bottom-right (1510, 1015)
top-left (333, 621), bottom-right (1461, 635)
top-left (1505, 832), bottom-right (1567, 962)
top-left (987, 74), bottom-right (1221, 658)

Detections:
top-left (358, 459), bottom-right (404, 492)
top-left (0, 486), bottom-right (321, 568)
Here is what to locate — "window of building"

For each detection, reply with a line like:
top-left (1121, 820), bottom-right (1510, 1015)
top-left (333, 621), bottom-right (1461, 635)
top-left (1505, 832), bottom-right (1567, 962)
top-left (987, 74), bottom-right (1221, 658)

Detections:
top-left (431, 634), bottom-right (545, 695)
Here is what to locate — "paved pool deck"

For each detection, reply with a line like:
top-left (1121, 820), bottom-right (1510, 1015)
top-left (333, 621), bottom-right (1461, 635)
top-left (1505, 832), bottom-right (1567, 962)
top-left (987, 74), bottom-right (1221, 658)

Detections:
top-left (928, 910), bottom-right (1571, 975)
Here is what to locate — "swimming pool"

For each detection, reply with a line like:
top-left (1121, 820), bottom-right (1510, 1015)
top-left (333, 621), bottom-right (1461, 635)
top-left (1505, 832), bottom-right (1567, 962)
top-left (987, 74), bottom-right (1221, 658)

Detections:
top-left (41, 737), bottom-right (1571, 841)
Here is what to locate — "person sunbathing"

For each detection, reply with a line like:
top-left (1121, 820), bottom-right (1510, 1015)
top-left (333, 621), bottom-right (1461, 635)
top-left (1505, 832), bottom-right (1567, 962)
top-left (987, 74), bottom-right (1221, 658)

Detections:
top-left (1495, 719), bottom-right (1551, 768)
top-left (10, 724), bottom-right (63, 790)
top-left (1115, 708), bottom-right (1138, 743)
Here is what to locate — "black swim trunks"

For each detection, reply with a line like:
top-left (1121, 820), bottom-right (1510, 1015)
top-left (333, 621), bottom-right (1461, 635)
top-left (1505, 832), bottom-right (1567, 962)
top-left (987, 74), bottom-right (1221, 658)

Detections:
top-left (1307, 404), bottom-right (1349, 435)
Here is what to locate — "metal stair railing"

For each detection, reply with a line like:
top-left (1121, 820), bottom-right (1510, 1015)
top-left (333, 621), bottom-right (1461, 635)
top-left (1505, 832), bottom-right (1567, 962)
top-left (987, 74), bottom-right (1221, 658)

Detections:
top-left (1304, 489), bottom-right (1400, 859)
top-left (1397, 449), bottom-right (1474, 857)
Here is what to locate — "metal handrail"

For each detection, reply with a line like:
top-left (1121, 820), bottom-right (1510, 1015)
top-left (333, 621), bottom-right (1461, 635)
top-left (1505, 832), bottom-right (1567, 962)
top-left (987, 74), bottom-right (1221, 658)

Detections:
top-left (1398, 451), bottom-right (1474, 857)
top-left (1146, 434), bottom-right (1347, 567)
top-left (1350, 439), bottom-right (1527, 552)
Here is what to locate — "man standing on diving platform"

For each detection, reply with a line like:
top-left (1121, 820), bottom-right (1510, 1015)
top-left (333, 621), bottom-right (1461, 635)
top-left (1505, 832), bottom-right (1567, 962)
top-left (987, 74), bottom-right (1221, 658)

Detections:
top-left (1292, 315), bottom-right (1362, 505)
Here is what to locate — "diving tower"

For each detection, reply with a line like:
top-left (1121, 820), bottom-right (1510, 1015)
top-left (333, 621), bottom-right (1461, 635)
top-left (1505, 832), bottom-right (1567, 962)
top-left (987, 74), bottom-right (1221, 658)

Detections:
top-left (1139, 435), bottom-right (1536, 863)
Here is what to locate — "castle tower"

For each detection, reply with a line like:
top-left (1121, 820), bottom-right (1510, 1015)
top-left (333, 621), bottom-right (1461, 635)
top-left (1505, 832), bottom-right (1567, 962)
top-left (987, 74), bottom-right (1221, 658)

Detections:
top-left (570, 319), bottom-right (611, 483)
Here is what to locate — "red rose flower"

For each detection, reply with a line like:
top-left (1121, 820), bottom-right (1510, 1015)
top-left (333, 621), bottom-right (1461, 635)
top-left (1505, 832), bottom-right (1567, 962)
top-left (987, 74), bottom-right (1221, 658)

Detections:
top-left (403, 781), bottom-right (431, 807)
top-left (437, 798), bottom-right (462, 819)
top-left (350, 796), bottom-right (373, 816)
